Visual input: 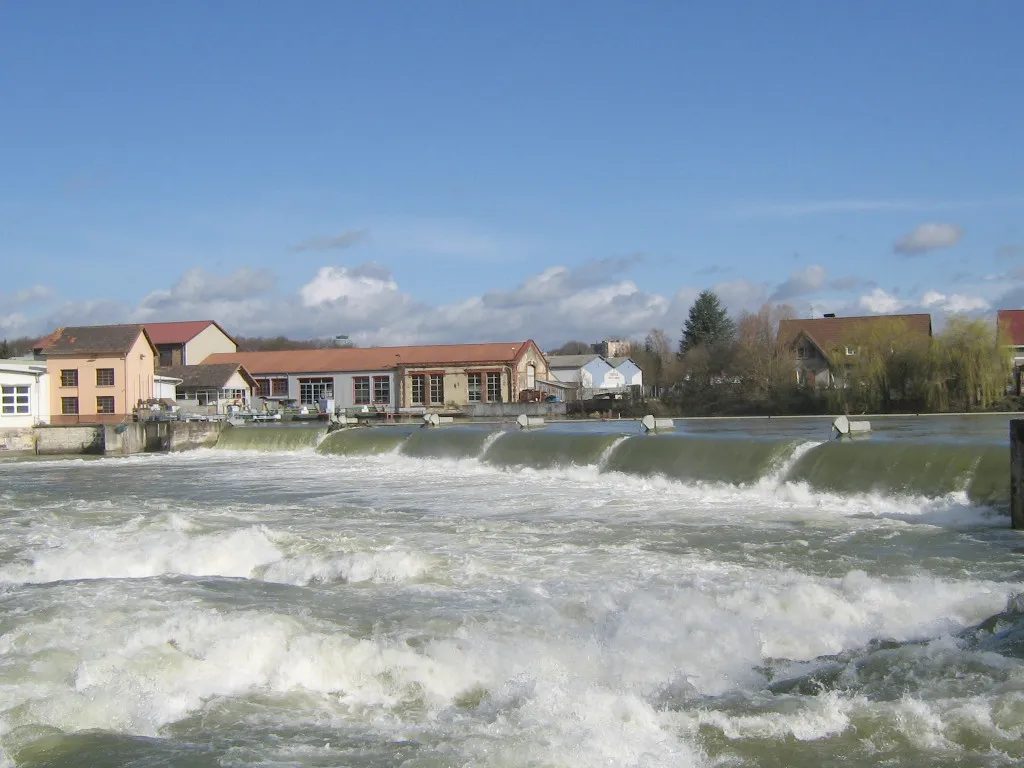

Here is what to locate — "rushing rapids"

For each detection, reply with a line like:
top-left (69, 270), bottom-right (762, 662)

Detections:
top-left (1, 416), bottom-right (1021, 767)
top-left (222, 423), bottom-right (1010, 507)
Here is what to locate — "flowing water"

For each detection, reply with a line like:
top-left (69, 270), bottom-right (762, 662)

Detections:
top-left (1, 416), bottom-right (1023, 767)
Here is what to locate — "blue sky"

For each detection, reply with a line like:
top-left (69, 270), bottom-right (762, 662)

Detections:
top-left (2, 1), bottom-right (1022, 346)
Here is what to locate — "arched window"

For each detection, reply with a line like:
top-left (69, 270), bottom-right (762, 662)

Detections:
top-left (526, 363), bottom-right (536, 389)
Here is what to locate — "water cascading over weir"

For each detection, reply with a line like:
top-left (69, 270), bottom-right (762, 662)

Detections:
top-left (213, 424), bottom-right (1012, 509)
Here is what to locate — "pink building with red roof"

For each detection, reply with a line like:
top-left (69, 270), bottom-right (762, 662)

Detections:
top-left (143, 321), bottom-right (237, 367)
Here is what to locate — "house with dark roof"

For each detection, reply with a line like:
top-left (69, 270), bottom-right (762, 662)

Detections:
top-left (778, 313), bottom-right (933, 388)
top-left (143, 320), bottom-right (237, 367)
top-left (34, 325), bottom-right (158, 424)
top-left (998, 309), bottom-right (1024, 395)
top-left (159, 363), bottom-right (257, 413)
top-left (201, 341), bottom-right (549, 413)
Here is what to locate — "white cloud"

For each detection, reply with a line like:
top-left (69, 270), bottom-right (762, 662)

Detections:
top-left (13, 285), bottom-right (54, 303)
top-left (856, 287), bottom-right (989, 318)
top-left (299, 264), bottom-right (401, 308)
top-left (893, 222), bottom-right (964, 255)
top-left (712, 278), bottom-right (768, 311)
top-left (769, 265), bottom-right (827, 300)
top-left (858, 288), bottom-right (906, 314)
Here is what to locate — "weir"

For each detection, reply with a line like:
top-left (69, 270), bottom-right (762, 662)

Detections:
top-left (210, 425), bottom-right (1013, 510)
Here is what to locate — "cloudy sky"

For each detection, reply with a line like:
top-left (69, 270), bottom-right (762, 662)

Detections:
top-left (2, 2), bottom-right (1022, 348)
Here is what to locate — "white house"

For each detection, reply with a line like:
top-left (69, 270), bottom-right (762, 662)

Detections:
top-left (546, 354), bottom-right (627, 397)
top-left (0, 360), bottom-right (50, 427)
top-left (608, 357), bottom-right (643, 388)
top-left (160, 363), bottom-right (256, 414)
top-left (144, 320), bottom-right (238, 367)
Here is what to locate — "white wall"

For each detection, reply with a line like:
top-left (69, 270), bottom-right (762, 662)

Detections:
top-left (185, 324), bottom-right (237, 365)
top-left (0, 365), bottom-right (49, 427)
top-left (614, 360), bottom-right (643, 387)
top-left (549, 367), bottom-right (593, 388)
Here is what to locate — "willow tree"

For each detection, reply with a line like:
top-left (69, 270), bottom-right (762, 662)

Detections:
top-left (931, 317), bottom-right (1011, 412)
top-left (825, 317), bottom-right (932, 413)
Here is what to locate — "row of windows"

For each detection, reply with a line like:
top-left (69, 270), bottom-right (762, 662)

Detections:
top-left (59, 369), bottom-right (115, 387)
top-left (353, 376), bottom-right (391, 405)
top-left (1, 385), bottom-right (30, 416)
top-left (254, 377), bottom-right (289, 397)
top-left (60, 396), bottom-right (116, 415)
top-left (467, 372), bottom-right (503, 403)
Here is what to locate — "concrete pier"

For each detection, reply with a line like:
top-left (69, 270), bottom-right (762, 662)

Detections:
top-left (1013, 420), bottom-right (1024, 530)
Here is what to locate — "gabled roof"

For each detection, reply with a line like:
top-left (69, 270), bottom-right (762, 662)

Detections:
top-left (998, 310), bottom-right (1024, 345)
top-left (545, 354), bottom-right (602, 369)
top-left (778, 314), bottom-right (933, 354)
top-left (33, 324), bottom-right (156, 357)
top-left (200, 341), bottom-right (541, 375)
top-left (159, 363), bottom-right (256, 389)
top-left (606, 357), bottom-right (638, 368)
top-left (144, 320), bottom-right (236, 346)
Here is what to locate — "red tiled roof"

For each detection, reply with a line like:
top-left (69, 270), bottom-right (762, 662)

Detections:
top-left (998, 310), bottom-right (1024, 345)
top-left (200, 341), bottom-right (540, 374)
top-left (144, 320), bottom-right (235, 345)
top-left (779, 314), bottom-right (933, 353)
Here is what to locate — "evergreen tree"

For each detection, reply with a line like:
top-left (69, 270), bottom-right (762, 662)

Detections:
top-left (679, 290), bottom-right (736, 355)
top-left (0, 339), bottom-right (10, 359)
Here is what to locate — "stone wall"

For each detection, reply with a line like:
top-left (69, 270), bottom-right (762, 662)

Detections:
top-left (168, 421), bottom-right (223, 451)
top-left (468, 402), bottom-right (568, 419)
top-left (2, 421), bottom-right (223, 458)
top-left (0, 428), bottom-right (37, 456)
top-left (35, 425), bottom-right (104, 456)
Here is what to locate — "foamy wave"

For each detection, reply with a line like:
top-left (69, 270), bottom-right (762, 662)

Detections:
top-left (0, 526), bottom-right (282, 584)
top-left (261, 549), bottom-right (432, 586)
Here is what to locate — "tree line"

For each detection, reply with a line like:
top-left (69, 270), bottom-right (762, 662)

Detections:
top-left (559, 289), bottom-right (1019, 416)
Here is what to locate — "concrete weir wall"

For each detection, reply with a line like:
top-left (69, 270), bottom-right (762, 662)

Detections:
top-left (1012, 419), bottom-right (1024, 530)
top-left (0, 422), bottom-right (223, 458)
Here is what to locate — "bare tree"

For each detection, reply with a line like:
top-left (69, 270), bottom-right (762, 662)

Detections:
top-left (736, 304), bottom-right (796, 404)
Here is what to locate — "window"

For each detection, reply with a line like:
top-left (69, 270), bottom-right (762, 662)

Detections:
top-left (96, 396), bottom-right (115, 414)
top-left (191, 389), bottom-right (218, 405)
top-left (429, 373), bottom-right (444, 405)
top-left (270, 378), bottom-right (289, 397)
top-left (254, 378), bottom-right (269, 396)
top-left (353, 376), bottom-right (370, 405)
top-left (845, 346), bottom-right (858, 356)
top-left (299, 377), bottom-right (333, 405)
top-left (1, 385), bottom-right (30, 415)
top-left (795, 369), bottom-right (806, 386)
top-left (158, 349), bottom-right (173, 367)
top-left (411, 374), bottom-right (425, 405)
top-left (373, 376), bottom-right (391, 404)
top-left (61, 396), bottom-right (79, 415)
top-left (225, 389), bottom-right (247, 400)
top-left (96, 368), bottom-right (114, 387)
top-left (467, 373), bottom-right (482, 403)
top-left (796, 346), bottom-right (806, 360)
top-left (60, 369), bottom-right (78, 387)
top-left (526, 364), bottom-right (536, 390)
top-left (487, 372), bottom-right (502, 402)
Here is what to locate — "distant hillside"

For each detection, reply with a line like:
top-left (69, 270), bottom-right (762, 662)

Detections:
top-left (235, 336), bottom-right (356, 352)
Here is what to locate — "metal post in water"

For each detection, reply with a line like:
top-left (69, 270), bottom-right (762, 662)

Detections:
top-left (1012, 419), bottom-right (1024, 530)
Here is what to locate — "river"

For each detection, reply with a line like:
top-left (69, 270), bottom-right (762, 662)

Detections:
top-left (1, 415), bottom-right (1022, 766)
